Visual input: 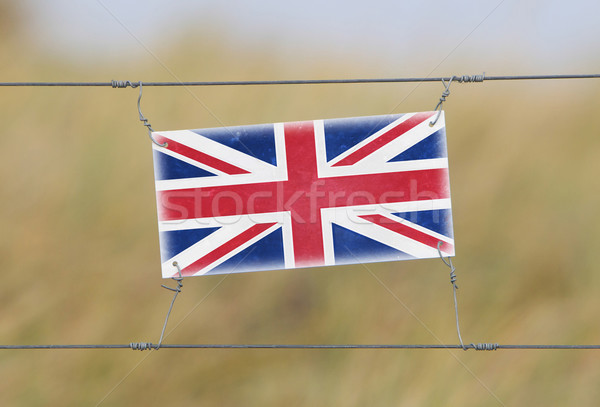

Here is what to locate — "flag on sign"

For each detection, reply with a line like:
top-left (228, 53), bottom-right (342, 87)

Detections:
top-left (152, 111), bottom-right (454, 278)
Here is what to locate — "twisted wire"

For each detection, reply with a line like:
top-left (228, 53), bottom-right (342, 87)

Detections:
top-left (134, 81), bottom-right (167, 147)
top-left (454, 73), bottom-right (485, 83)
top-left (155, 262), bottom-right (184, 350)
top-left (471, 343), bottom-right (499, 351)
top-left (429, 77), bottom-right (454, 126)
top-left (437, 242), bottom-right (466, 349)
top-left (111, 80), bottom-right (138, 88)
top-left (130, 342), bottom-right (154, 351)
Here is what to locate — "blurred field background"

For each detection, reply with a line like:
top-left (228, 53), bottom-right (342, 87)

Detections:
top-left (1, 1), bottom-right (600, 406)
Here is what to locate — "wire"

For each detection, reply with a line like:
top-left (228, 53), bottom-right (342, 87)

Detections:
top-left (1, 72), bottom-right (598, 354)
top-left (436, 242), bottom-right (465, 349)
top-left (0, 74), bottom-right (599, 87)
top-left (156, 262), bottom-right (184, 349)
top-left (2, 343), bottom-right (600, 350)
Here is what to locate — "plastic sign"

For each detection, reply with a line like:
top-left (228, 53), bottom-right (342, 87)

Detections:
top-left (152, 111), bottom-right (454, 278)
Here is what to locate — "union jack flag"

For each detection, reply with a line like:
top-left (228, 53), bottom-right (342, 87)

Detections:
top-left (152, 111), bottom-right (454, 278)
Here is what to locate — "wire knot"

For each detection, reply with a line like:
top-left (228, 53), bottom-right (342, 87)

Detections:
top-left (455, 73), bottom-right (485, 83)
top-left (471, 343), bottom-right (498, 351)
top-left (111, 80), bottom-right (139, 89)
top-left (439, 88), bottom-right (450, 102)
top-left (161, 270), bottom-right (183, 293)
top-left (430, 77), bottom-right (454, 126)
top-left (130, 342), bottom-right (154, 351)
top-left (449, 268), bottom-right (458, 287)
top-left (437, 241), bottom-right (458, 289)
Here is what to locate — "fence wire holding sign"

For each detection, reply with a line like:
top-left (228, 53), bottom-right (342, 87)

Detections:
top-left (1, 71), bottom-right (600, 352)
top-left (0, 73), bottom-right (599, 87)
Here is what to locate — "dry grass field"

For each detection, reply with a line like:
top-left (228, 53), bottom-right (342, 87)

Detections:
top-left (1, 5), bottom-right (600, 406)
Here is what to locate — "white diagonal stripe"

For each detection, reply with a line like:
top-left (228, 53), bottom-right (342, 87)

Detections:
top-left (154, 129), bottom-right (278, 174)
top-left (326, 114), bottom-right (412, 166)
top-left (356, 112), bottom-right (445, 166)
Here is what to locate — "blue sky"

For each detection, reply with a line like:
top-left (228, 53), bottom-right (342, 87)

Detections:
top-left (20, 0), bottom-right (600, 74)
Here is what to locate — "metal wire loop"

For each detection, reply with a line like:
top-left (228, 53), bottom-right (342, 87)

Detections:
top-left (429, 73), bottom-right (484, 126)
top-left (136, 81), bottom-right (167, 147)
top-left (430, 77), bottom-right (453, 127)
top-left (161, 261), bottom-right (183, 293)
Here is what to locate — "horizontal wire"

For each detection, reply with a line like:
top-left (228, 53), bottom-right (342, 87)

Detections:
top-left (2, 343), bottom-right (600, 350)
top-left (0, 74), bottom-right (599, 87)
